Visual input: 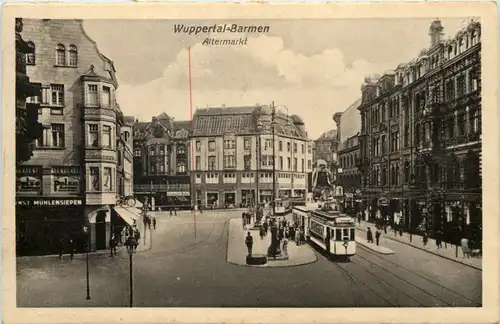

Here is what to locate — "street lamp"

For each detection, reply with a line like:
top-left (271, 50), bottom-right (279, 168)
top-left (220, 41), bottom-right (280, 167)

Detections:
top-left (82, 225), bottom-right (91, 300)
top-left (126, 235), bottom-right (137, 307)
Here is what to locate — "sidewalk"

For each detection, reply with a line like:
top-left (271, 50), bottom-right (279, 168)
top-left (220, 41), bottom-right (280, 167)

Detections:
top-left (226, 218), bottom-right (317, 267)
top-left (356, 220), bottom-right (482, 270)
top-left (355, 237), bottom-right (394, 255)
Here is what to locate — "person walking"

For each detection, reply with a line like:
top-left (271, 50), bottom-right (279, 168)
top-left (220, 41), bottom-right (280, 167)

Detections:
top-left (423, 232), bottom-right (428, 246)
top-left (147, 217), bottom-right (151, 230)
top-left (245, 232), bottom-right (253, 256)
top-left (199, 205), bottom-right (203, 214)
top-left (367, 227), bottom-right (374, 243)
top-left (259, 226), bottom-right (265, 239)
top-left (436, 230), bottom-right (443, 249)
top-left (109, 234), bottom-right (117, 257)
top-left (460, 237), bottom-right (470, 258)
top-left (295, 228), bottom-right (301, 246)
top-left (152, 217), bottom-right (156, 230)
top-left (282, 237), bottom-right (289, 257)
top-left (375, 229), bottom-right (381, 246)
top-left (263, 221), bottom-right (268, 236)
top-left (169, 208), bottom-right (173, 217)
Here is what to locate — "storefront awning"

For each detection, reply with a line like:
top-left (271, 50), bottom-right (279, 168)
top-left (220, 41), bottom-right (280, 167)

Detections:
top-left (114, 206), bottom-right (142, 226)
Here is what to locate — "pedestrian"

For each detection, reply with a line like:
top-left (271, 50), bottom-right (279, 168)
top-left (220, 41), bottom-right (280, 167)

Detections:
top-left (245, 232), bottom-right (253, 256)
top-left (436, 231), bottom-right (443, 249)
top-left (375, 229), bottom-right (381, 246)
top-left (295, 228), bottom-right (301, 245)
top-left (460, 237), bottom-right (470, 258)
top-left (152, 217), bottom-right (156, 230)
top-left (367, 227), bottom-right (373, 243)
top-left (199, 205), bottom-right (203, 214)
top-left (263, 221), bottom-right (268, 235)
top-left (423, 232), bottom-right (428, 246)
top-left (169, 208), bottom-right (173, 217)
top-left (259, 226), bottom-right (265, 239)
top-left (242, 217), bottom-right (246, 229)
top-left (109, 234), bottom-right (117, 257)
top-left (282, 237), bottom-right (289, 257)
top-left (383, 223), bottom-right (387, 235)
top-left (399, 227), bottom-right (403, 237)
top-left (147, 217), bottom-right (151, 229)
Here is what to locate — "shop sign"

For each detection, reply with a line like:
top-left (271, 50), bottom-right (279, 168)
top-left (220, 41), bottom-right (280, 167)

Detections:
top-left (17, 176), bottom-right (42, 193)
top-left (355, 199), bottom-right (363, 203)
top-left (378, 197), bottom-right (389, 206)
top-left (166, 191), bottom-right (190, 197)
top-left (260, 190), bottom-right (272, 195)
top-left (16, 198), bottom-right (83, 206)
top-left (54, 176), bottom-right (80, 192)
top-left (345, 193), bottom-right (354, 198)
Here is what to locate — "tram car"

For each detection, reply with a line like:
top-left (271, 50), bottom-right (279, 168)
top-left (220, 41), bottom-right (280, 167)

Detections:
top-left (274, 198), bottom-right (292, 215)
top-left (292, 205), bottom-right (316, 236)
top-left (308, 209), bottom-right (356, 258)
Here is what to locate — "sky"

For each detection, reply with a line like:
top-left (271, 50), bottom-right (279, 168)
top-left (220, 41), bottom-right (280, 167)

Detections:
top-left (83, 18), bottom-right (467, 139)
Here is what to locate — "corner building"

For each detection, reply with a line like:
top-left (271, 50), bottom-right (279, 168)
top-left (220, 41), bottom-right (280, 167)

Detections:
top-left (358, 19), bottom-right (481, 241)
top-left (190, 106), bottom-right (312, 208)
top-left (16, 19), bottom-right (135, 255)
top-left (132, 114), bottom-right (192, 210)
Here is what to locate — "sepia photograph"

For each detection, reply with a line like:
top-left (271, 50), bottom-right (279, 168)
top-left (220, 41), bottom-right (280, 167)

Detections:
top-left (3, 2), bottom-right (499, 324)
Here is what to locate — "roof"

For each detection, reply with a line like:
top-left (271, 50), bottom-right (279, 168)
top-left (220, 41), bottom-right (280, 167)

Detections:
top-left (173, 120), bottom-right (193, 131)
top-left (316, 129), bottom-right (337, 141)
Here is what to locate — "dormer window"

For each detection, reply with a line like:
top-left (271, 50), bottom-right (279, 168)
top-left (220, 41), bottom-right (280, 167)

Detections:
top-left (69, 45), bottom-right (78, 67)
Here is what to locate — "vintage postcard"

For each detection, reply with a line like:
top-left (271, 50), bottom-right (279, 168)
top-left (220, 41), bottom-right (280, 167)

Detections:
top-left (2, 2), bottom-right (499, 324)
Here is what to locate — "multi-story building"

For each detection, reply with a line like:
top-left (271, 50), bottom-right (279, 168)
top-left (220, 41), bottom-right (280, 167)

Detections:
top-left (133, 114), bottom-right (192, 210)
top-left (190, 105), bottom-right (312, 208)
top-left (313, 129), bottom-right (337, 166)
top-left (16, 19), bottom-right (135, 255)
top-left (334, 99), bottom-right (362, 214)
top-left (358, 18), bottom-right (481, 241)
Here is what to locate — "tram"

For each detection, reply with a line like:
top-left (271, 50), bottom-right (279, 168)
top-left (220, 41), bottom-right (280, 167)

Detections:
top-left (292, 205), bottom-right (316, 237)
top-left (274, 198), bottom-right (292, 215)
top-left (308, 209), bottom-right (356, 258)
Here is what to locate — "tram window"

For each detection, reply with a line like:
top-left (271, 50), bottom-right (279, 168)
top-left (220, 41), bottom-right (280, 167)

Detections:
top-left (343, 229), bottom-right (349, 238)
top-left (335, 229), bottom-right (342, 241)
top-left (350, 228), bottom-right (355, 240)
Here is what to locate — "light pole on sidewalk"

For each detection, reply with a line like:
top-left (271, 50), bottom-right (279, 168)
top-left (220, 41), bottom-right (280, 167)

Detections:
top-left (127, 238), bottom-right (136, 307)
top-left (83, 225), bottom-right (91, 300)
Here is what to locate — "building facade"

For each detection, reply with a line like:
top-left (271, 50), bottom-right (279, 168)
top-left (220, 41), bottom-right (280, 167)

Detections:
top-left (190, 106), bottom-right (312, 208)
top-left (358, 18), bottom-right (481, 242)
top-left (334, 99), bottom-right (362, 214)
top-left (313, 129), bottom-right (337, 166)
top-left (16, 19), bottom-right (135, 255)
top-left (133, 114), bottom-right (192, 210)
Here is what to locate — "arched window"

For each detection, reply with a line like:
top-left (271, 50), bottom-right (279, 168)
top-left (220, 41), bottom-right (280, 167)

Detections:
top-left (26, 41), bottom-right (35, 65)
top-left (177, 145), bottom-right (186, 155)
top-left (69, 45), bottom-right (78, 66)
top-left (177, 162), bottom-right (187, 174)
top-left (56, 44), bottom-right (66, 66)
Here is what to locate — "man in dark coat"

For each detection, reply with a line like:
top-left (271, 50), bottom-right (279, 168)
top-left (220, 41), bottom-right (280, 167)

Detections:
top-left (245, 232), bottom-right (253, 256)
top-left (367, 227), bottom-right (374, 243)
top-left (375, 229), bottom-right (381, 246)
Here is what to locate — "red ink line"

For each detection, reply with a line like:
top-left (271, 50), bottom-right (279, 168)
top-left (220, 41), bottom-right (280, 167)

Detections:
top-left (188, 46), bottom-right (196, 239)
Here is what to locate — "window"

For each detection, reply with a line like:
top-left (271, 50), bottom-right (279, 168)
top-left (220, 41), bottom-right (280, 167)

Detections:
top-left (287, 142), bottom-right (291, 152)
top-left (293, 158), bottom-right (298, 171)
top-left (103, 167), bottom-right (112, 191)
top-left (457, 75), bottom-right (466, 97)
top-left (51, 84), bottom-right (64, 105)
top-left (56, 44), bottom-right (66, 66)
top-left (134, 148), bottom-right (141, 157)
top-left (195, 156), bottom-right (201, 170)
top-left (470, 110), bottom-right (481, 134)
top-left (287, 157), bottom-right (291, 170)
top-left (177, 162), bottom-right (187, 173)
top-left (381, 135), bottom-right (387, 154)
top-left (279, 157), bottom-right (283, 169)
top-left (301, 159), bottom-right (305, 172)
top-left (26, 41), bottom-right (35, 65)
top-left (208, 156), bottom-right (216, 170)
top-left (196, 141), bottom-right (201, 152)
top-left (101, 86), bottom-right (111, 107)
top-left (446, 80), bottom-right (455, 101)
top-left (244, 138), bottom-right (251, 150)
top-left (457, 114), bottom-right (466, 136)
top-left (69, 45), bottom-right (78, 66)
top-left (51, 124), bottom-right (65, 147)
top-left (224, 155), bottom-right (236, 168)
top-left (279, 141), bottom-right (283, 151)
top-left (90, 167), bottom-right (99, 191)
top-left (208, 140), bottom-right (215, 152)
top-left (159, 163), bottom-right (165, 173)
top-left (177, 145), bottom-right (186, 155)
top-left (244, 155), bottom-right (251, 170)
top-left (224, 140), bottom-right (235, 149)
top-left (264, 139), bottom-right (273, 150)
top-left (87, 84), bottom-right (98, 106)
top-left (150, 163), bottom-right (156, 173)
top-left (301, 144), bottom-right (305, 154)
top-left (159, 145), bottom-right (165, 155)
top-left (89, 124), bottom-right (99, 147)
top-left (102, 125), bottom-right (112, 147)
top-left (308, 160), bottom-right (312, 170)
top-left (293, 143), bottom-right (297, 153)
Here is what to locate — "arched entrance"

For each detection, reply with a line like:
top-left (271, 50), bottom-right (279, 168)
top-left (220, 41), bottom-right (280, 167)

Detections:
top-left (95, 211), bottom-right (107, 250)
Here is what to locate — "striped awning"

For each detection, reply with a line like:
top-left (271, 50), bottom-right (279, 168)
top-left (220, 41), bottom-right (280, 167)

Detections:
top-left (114, 206), bottom-right (141, 226)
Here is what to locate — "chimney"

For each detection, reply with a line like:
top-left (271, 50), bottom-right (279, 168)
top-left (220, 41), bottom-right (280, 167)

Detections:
top-left (429, 18), bottom-right (444, 47)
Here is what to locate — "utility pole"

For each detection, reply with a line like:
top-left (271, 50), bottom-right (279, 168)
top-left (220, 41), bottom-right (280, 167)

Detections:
top-left (271, 101), bottom-right (276, 217)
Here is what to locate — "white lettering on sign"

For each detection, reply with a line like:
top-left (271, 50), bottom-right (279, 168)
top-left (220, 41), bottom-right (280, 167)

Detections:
top-left (54, 176), bottom-right (80, 192)
top-left (17, 176), bottom-right (41, 192)
top-left (16, 199), bottom-right (83, 206)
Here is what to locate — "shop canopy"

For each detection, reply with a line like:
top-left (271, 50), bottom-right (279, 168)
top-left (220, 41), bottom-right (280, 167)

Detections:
top-left (114, 206), bottom-right (142, 226)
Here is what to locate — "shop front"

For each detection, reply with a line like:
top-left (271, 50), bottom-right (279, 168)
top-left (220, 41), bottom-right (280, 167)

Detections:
top-left (16, 197), bottom-right (85, 256)
top-left (259, 190), bottom-right (272, 206)
top-left (240, 189), bottom-right (255, 207)
top-left (206, 191), bottom-right (219, 207)
top-left (165, 191), bottom-right (191, 210)
top-left (223, 191), bottom-right (236, 207)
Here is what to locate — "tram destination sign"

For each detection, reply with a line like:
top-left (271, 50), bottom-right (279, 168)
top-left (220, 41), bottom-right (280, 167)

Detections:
top-left (16, 198), bottom-right (83, 206)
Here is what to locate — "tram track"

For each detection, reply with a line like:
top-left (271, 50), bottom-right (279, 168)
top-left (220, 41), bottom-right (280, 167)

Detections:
top-left (356, 245), bottom-right (481, 306)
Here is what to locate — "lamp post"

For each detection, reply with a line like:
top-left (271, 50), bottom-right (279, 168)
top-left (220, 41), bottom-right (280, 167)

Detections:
top-left (83, 225), bottom-right (91, 300)
top-left (126, 236), bottom-right (136, 307)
